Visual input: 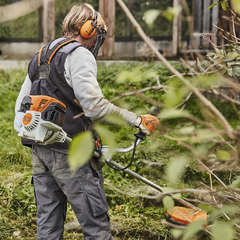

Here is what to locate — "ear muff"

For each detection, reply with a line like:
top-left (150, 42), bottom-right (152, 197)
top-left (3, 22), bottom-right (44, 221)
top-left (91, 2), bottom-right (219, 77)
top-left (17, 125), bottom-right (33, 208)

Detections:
top-left (80, 11), bottom-right (98, 39)
top-left (80, 20), bottom-right (97, 38)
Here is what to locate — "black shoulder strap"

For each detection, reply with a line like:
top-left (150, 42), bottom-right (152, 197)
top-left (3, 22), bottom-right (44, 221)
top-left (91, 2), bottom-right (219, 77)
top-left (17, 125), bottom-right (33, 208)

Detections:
top-left (31, 38), bottom-right (77, 83)
top-left (38, 38), bottom-right (77, 66)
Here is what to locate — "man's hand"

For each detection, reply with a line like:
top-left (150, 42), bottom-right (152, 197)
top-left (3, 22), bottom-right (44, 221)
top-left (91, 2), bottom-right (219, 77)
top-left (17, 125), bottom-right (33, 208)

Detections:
top-left (135, 114), bottom-right (160, 136)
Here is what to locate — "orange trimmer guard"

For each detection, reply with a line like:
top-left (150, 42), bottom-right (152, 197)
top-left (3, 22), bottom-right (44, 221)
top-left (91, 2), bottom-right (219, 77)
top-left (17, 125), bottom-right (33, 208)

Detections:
top-left (165, 206), bottom-right (207, 226)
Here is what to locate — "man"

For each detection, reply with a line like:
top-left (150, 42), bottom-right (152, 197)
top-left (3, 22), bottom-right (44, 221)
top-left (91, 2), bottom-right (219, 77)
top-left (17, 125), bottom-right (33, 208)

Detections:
top-left (14, 3), bottom-right (159, 240)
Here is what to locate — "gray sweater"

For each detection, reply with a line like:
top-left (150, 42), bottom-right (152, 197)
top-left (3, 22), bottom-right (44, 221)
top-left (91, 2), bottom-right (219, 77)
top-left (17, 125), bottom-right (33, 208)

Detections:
top-left (15, 46), bottom-right (138, 127)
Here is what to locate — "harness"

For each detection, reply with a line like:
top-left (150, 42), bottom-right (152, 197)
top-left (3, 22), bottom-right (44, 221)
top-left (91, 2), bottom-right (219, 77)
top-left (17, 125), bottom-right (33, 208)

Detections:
top-left (31, 38), bottom-right (77, 98)
top-left (30, 38), bottom-right (93, 126)
top-left (29, 38), bottom-right (94, 135)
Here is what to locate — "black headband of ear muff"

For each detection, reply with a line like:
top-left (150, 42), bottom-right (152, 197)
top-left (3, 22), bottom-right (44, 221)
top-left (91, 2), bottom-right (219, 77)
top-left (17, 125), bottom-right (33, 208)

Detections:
top-left (89, 10), bottom-right (98, 36)
top-left (92, 27), bottom-right (107, 58)
top-left (91, 10), bottom-right (107, 58)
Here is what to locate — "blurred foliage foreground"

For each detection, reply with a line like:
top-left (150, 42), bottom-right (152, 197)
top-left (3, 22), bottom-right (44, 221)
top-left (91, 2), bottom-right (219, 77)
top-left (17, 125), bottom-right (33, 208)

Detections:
top-left (0, 58), bottom-right (240, 240)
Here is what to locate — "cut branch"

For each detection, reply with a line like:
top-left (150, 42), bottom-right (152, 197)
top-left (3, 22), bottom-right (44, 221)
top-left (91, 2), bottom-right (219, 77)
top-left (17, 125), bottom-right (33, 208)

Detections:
top-left (116, 0), bottom-right (234, 140)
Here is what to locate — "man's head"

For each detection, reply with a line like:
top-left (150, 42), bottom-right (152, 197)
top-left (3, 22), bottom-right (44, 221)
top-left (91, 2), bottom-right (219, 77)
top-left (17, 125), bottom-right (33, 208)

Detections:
top-left (61, 3), bottom-right (107, 57)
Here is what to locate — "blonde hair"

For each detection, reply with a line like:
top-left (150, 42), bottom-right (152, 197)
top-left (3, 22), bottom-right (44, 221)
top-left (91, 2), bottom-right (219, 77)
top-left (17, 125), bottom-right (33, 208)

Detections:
top-left (61, 3), bottom-right (107, 37)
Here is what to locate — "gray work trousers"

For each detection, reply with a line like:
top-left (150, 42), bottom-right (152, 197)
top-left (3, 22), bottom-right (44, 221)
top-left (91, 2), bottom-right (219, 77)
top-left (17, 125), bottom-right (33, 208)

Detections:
top-left (32, 145), bottom-right (114, 240)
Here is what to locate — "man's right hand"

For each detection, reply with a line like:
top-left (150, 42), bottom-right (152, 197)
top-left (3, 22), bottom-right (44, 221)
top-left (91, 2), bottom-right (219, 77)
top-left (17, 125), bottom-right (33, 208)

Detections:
top-left (135, 114), bottom-right (160, 136)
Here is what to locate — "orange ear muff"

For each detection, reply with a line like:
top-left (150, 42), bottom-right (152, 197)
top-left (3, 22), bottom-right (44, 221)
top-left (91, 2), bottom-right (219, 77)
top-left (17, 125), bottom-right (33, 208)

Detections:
top-left (80, 20), bottom-right (97, 39)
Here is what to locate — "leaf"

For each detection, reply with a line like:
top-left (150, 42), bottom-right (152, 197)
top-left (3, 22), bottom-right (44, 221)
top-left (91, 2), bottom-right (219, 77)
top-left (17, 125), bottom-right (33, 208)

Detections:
top-left (171, 229), bottom-right (183, 239)
top-left (195, 145), bottom-right (208, 156)
top-left (221, 1), bottom-right (229, 11)
top-left (229, 0), bottom-right (240, 14)
top-left (163, 195), bottom-right (174, 212)
top-left (216, 150), bottom-right (231, 161)
top-left (227, 51), bottom-right (239, 60)
top-left (172, 193), bottom-right (181, 199)
top-left (183, 220), bottom-right (206, 240)
top-left (227, 68), bottom-right (233, 77)
top-left (207, 2), bottom-right (220, 11)
top-left (197, 130), bottom-right (218, 141)
top-left (116, 67), bottom-right (157, 83)
top-left (206, 52), bottom-right (217, 58)
top-left (233, 66), bottom-right (240, 77)
top-left (208, 154), bottom-right (217, 159)
top-left (68, 131), bottom-right (94, 172)
top-left (164, 79), bottom-right (188, 107)
top-left (94, 125), bottom-right (116, 159)
top-left (162, 187), bottom-right (174, 193)
top-left (212, 222), bottom-right (234, 240)
top-left (178, 126), bottom-right (195, 134)
top-left (197, 75), bottom-right (223, 88)
top-left (144, 10), bottom-right (161, 26)
top-left (163, 6), bottom-right (182, 21)
top-left (231, 179), bottom-right (240, 188)
top-left (159, 108), bottom-right (189, 119)
top-left (166, 156), bottom-right (189, 184)
top-left (221, 205), bottom-right (239, 215)
top-left (102, 114), bottom-right (128, 126)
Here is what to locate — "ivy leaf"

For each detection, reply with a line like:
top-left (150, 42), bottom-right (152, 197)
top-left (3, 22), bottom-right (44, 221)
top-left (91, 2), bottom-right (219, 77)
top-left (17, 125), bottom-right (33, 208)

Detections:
top-left (212, 222), bottom-right (234, 240)
top-left (69, 131), bottom-right (94, 172)
top-left (163, 195), bottom-right (174, 212)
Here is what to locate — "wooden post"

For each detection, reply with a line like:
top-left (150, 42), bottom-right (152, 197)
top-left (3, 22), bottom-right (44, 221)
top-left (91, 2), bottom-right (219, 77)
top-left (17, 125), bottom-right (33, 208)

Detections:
top-left (99, 0), bottom-right (115, 58)
top-left (38, 6), bottom-right (43, 41)
top-left (43, 0), bottom-right (55, 44)
top-left (202, 0), bottom-right (211, 49)
top-left (172, 0), bottom-right (181, 56)
top-left (127, 0), bottom-right (134, 39)
top-left (193, 0), bottom-right (202, 48)
top-left (211, 3), bottom-right (219, 46)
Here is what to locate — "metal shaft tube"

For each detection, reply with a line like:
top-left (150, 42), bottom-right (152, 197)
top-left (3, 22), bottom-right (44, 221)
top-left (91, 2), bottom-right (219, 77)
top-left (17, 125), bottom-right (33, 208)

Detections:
top-left (107, 159), bottom-right (199, 210)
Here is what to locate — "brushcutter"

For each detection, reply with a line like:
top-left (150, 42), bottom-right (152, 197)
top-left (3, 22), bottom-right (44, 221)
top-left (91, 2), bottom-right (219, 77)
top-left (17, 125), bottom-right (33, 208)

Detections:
top-left (101, 132), bottom-right (208, 227)
top-left (15, 96), bottom-right (207, 226)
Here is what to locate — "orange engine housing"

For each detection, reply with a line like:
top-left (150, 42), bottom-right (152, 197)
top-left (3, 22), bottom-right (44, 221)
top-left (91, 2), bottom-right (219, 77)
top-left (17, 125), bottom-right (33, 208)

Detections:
top-left (20, 95), bottom-right (67, 128)
top-left (28, 95), bottom-right (66, 112)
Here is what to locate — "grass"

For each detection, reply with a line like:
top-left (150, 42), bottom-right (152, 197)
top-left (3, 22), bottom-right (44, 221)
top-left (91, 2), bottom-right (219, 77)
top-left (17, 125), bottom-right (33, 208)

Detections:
top-left (0, 63), bottom-right (238, 239)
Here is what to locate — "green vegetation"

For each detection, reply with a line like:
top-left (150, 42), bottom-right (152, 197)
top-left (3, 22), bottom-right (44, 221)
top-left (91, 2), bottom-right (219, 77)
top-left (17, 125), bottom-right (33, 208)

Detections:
top-left (1, 62), bottom-right (239, 239)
